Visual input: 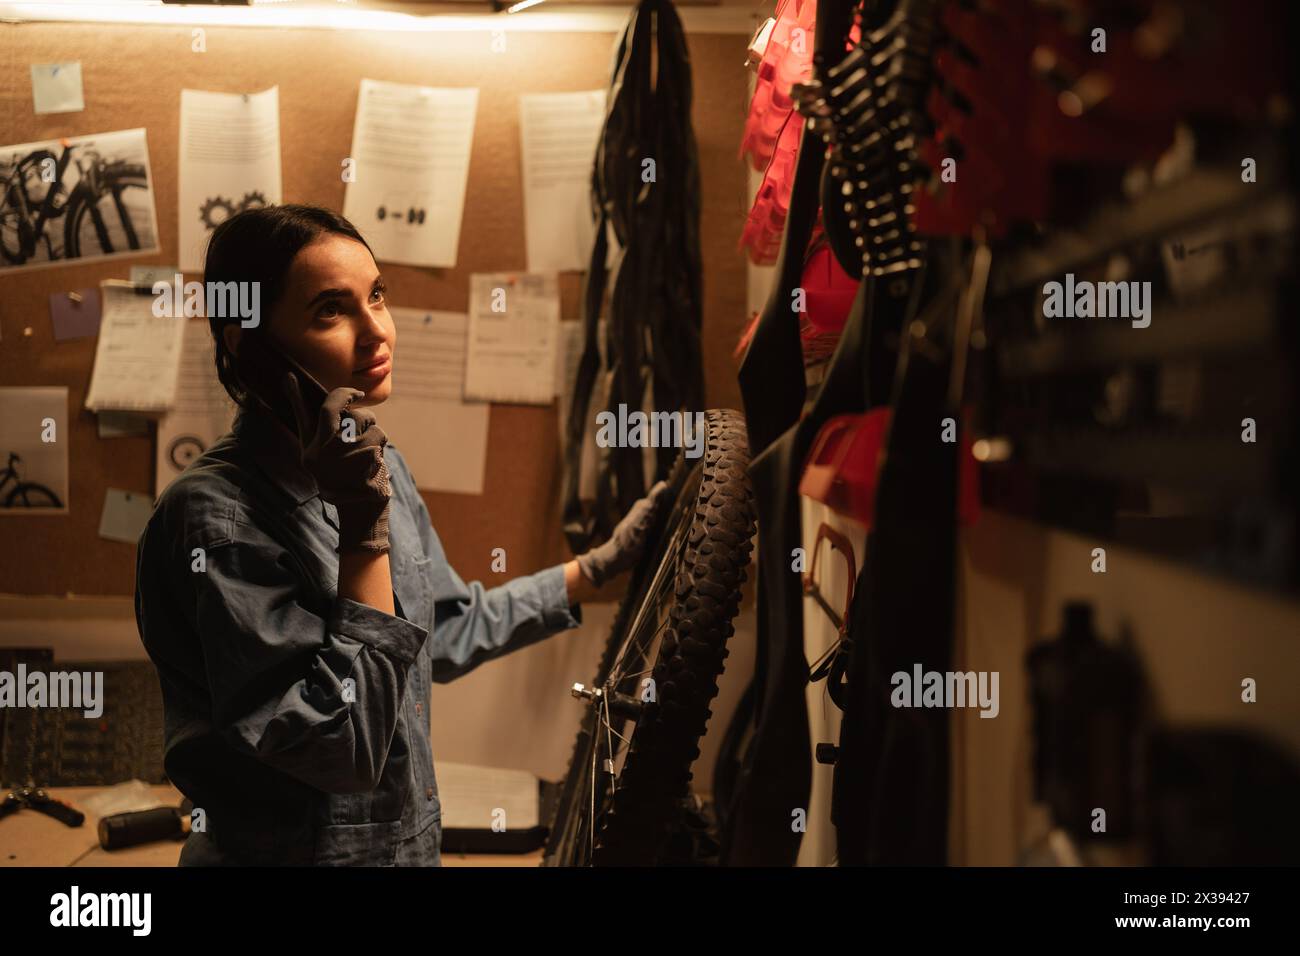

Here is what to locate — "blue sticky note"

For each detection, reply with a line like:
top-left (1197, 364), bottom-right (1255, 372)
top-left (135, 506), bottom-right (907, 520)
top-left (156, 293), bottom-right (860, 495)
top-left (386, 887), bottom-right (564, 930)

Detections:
top-left (49, 288), bottom-right (102, 341)
top-left (99, 488), bottom-right (154, 544)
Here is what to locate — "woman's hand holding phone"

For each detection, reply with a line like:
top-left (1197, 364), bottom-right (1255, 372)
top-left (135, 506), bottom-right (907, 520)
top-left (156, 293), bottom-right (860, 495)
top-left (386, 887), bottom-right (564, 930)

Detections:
top-left (282, 373), bottom-right (392, 555)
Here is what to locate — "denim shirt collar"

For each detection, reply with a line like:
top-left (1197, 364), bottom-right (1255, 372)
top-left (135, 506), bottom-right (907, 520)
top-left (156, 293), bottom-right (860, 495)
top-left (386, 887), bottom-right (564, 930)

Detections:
top-left (230, 404), bottom-right (320, 507)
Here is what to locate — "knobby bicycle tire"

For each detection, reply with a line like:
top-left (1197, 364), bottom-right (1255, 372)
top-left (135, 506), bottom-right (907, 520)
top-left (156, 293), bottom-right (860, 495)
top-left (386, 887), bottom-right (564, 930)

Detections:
top-left (544, 408), bottom-right (756, 866)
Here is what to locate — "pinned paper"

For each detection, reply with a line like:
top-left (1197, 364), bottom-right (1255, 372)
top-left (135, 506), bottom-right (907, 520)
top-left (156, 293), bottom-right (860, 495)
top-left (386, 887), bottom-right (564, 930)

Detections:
top-left (31, 62), bottom-right (85, 114)
top-left (97, 412), bottom-right (150, 439)
top-left (98, 488), bottom-right (153, 543)
top-left (555, 319), bottom-right (600, 500)
top-left (0, 128), bottom-right (160, 274)
top-left (130, 264), bottom-right (180, 287)
top-left (179, 88), bottom-right (283, 273)
top-left (519, 91), bottom-right (606, 273)
top-left (155, 319), bottom-right (237, 495)
top-left (381, 308), bottom-right (490, 495)
top-left (464, 273), bottom-right (560, 406)
top-left (554, 319), bottom-right (579, 398)
top-left (49, 288), bottom-right (102, 341)
top-left (0, 386), bottom-right (69, 511)
top-left (84, 281), bottom-right (185, 414)
top-left (343, 79), bottom-right (477, 268)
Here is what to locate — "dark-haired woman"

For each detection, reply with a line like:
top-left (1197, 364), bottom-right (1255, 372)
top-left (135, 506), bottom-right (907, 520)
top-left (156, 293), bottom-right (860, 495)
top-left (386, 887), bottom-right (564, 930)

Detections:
top-left (135, 204), bottom-right (667, 866)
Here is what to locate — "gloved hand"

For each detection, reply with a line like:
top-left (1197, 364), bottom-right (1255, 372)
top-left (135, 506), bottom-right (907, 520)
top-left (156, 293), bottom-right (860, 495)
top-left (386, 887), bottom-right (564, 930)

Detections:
top-left (284, 373), bottom-right (392, 555)
top-left (576, 480), bottom-right (672, 587)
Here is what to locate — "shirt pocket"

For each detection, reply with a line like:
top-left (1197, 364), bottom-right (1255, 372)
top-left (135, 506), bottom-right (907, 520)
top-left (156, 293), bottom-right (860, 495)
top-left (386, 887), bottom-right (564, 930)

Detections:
top-left (403, 554), bottom-right (460, 633)
top-left (313, 819), bottom-right (403, 866)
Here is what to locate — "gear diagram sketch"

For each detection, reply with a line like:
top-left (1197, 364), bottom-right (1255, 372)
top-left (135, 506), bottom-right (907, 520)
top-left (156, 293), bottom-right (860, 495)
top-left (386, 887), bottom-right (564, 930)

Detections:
top-left (178, 87), bottom-right (283, 272)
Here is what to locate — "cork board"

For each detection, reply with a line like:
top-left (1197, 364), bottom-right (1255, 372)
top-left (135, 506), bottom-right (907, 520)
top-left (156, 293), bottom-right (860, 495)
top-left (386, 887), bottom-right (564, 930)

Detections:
top-left (0, 22), bottom-right (751, 595)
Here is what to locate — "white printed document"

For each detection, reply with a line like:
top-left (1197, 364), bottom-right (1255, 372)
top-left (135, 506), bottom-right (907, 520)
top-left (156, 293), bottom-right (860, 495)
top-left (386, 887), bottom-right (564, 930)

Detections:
top-left (178, 87), bottom-right (283, 273)
top-left (343, 79), bottom-right (478, 269)
top-left (519, 91), bottom-right (606, 273)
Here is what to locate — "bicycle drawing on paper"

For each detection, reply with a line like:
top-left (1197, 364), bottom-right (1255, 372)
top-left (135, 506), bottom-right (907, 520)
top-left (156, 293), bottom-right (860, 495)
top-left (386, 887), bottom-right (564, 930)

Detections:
top-left (0, 452), bottom-right (64, 509)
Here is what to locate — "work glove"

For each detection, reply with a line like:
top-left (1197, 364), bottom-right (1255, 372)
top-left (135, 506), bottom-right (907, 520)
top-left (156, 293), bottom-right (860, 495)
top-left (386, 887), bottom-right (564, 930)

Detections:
top-left (284, 373), bottom-right (392, 555)
top-left (576, 481), bottom-right (672, 587)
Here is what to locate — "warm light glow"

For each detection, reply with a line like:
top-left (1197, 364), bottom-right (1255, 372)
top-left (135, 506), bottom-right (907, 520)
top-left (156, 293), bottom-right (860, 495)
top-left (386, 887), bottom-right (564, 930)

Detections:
top-left (0, 1), bottom-right (756, 34)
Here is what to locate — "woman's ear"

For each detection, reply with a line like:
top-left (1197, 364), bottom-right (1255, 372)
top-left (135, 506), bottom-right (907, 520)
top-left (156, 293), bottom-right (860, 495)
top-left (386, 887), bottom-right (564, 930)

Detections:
top-left (223, 324), bottom-right (242, 356)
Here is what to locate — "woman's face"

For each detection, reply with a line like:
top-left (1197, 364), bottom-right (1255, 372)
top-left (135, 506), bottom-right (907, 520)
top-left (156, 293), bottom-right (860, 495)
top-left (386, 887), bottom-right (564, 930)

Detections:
top-left (266, 233), bottom-right (395, 407)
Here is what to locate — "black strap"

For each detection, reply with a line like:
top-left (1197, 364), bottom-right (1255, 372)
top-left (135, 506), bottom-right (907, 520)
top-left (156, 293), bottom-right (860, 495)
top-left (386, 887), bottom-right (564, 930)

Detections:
top-left (561, 0), bottom-right (704, 554)
top-left (719, 0), bottom-right (864, 867)
top-left (831, 249), bottom-right (964, 865)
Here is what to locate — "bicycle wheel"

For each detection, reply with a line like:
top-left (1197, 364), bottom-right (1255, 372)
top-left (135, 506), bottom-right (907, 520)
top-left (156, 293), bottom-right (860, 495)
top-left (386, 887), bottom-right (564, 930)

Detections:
top-left (4, 482), bottom-right (63, 508)
top-left (0, 185), bottom-right (34, 265)
top-left (63, 164), bottom-right (149, 259)
top-left (544, 408), bottom-right (756, 866)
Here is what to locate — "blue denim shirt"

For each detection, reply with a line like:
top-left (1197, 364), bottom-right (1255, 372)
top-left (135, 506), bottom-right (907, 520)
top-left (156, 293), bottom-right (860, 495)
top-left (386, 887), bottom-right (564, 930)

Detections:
top-left (134, 405), bottom-right (581, 865)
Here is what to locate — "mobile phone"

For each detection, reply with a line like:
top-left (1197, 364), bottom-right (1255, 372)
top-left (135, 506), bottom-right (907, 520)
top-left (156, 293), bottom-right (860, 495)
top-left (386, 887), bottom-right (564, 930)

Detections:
top-left (236, 338), bottom-right (331, 440)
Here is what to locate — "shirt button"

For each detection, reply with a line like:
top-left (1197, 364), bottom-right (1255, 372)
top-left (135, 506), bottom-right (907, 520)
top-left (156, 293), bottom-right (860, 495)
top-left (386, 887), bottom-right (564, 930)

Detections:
top-left (426, 787), bottom-right (434, 800)
top-left (415, 703), bottom-right (422, 716)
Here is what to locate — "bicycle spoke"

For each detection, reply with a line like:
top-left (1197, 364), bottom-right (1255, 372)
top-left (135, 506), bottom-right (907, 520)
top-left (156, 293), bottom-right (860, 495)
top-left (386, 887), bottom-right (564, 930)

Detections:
top-left (615, 665), bottom-right (655, 683)
top-left (587, 710), bottom-right (597, 863)
top-left (608, 552), bottom-right (683, 685)
top-left (602, 697), bottom-right (617, 795)
top-left (604, 719), bottom-right (631, 747)
top-left (608, 523), bottom-right (690, 683)
top-left (599, 697), bottom-right (633, 758)
top-left (610, 614), bottom-right (675, 696)
top-left (606, 464), bottom-right (701, 678)
top-left (608, 591), bottom-right (669, 686)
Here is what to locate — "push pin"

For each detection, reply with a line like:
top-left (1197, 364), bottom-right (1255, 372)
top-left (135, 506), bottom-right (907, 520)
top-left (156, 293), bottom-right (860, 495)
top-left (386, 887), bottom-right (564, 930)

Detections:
top-left (67, 291), bottom-right (83, 304)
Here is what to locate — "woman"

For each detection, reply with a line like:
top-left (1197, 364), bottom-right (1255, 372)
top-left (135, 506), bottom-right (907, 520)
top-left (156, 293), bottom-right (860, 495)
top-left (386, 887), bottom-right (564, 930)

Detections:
top-left (135, 204), bottom-right (666, 866)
